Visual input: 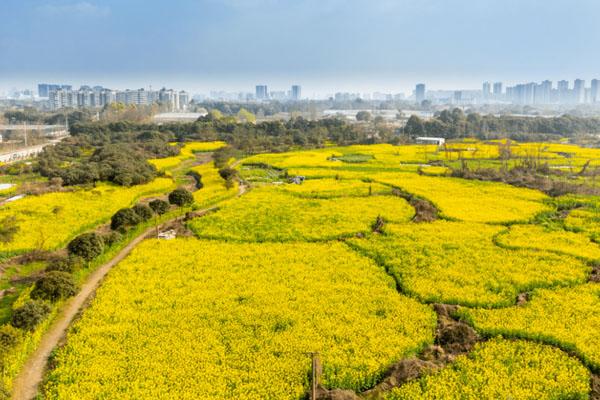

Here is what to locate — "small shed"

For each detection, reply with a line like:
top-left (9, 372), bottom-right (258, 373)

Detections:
top-left (415, 137), bottom-right (445, 146)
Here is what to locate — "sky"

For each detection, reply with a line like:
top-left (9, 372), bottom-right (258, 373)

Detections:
top-left (1, 0), bottom-right (599, 96)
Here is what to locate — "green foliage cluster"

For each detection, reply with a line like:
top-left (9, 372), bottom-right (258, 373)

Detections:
top-left (67, 233), bottom-right (104, 261)
top-left (168, 188), bottom-right (194, 207)
top-left (404, 108), bottom-right (600, 140)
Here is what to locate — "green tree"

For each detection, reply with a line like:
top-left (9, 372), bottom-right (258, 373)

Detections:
top-left (149, 199), bottom-right (170, 215)
top-left (168, 188), bottom-right (194, 207)
top-left (405, 115), bottom-right (425, 136)
top-left (11, 301), bottom-right (51, 331)
top-left (356, 111), bottom-right (372, 121)
top-left (132, 204), bottom-right (154, 221)
top-left (111, 208), bottom-right (142, 231)
top-left (67, 232), bottom-right (104, 260)
top-left (31, 272), bottom-right (77, 302)
top-left (237, 108), bottom-right (256, 123)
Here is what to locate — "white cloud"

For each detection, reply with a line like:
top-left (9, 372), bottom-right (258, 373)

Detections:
top-left (36, 2), bottom-right (110, 18)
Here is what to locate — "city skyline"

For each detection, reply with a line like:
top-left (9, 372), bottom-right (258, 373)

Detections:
top-left (1, 0), bottom-right (600, 95)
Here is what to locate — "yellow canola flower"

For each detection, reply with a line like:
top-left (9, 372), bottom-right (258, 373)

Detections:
top-left (278, 179), bottom-right (390, 198)
top-left (0, 178), bottom-right (174, 255)
top-left (461, 283), bottom-right (600, 369)
top-left (372, 171), bottom-right (550, 223)
top-left (188, 186), bottom-right (415, 242)
top-left (42, 239), bottom-right (437, 399)
top-left (385, 338), bottom-right (590, 400)
top-left (347, 221), bottom-right (589, 307)
top-left (191, 161), bottom-right (239, 208)
top-left (149, 141), bottom-right (226, 171)
top-left (497, 224), bottom-right (600, 261)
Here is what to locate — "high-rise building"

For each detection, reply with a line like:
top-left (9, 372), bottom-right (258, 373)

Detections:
top-left (482, 82), bottom-right (491, 100)
top-left (255, 85), bottom-right (268, 100)
top-left (38, 83), bottom-right (63, 98)
top-left (493, 82), bottom-right (503, 97)
top-left (557, 80), bottom-right (570, 103)
top-left (534, 80), bottom-right (552, 104)
top-left (179, 91), bottom-right (190, 110)
top-left (415, 83), bottom-right (426, 103)
top-left (291, 85), bottom-right (301, 101)
top-left (574, 79), bottom-right (585, 103)
top-left (591, 79), bottom-right (599, 103)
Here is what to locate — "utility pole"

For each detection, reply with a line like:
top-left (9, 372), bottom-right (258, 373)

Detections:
top-left (310, 352), bottom-right (321, 400)
top-left (23, 120), bottom-right (27, 147)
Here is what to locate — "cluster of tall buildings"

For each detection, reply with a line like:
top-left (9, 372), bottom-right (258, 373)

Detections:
top-left (38, 83), bottom-right (190, 111)
top-left (413, 79), bottom-right (600, 106)
top-left (500, 79), bottom-right (599, 105)
top-left (255, 85), bottom-right (302, 101)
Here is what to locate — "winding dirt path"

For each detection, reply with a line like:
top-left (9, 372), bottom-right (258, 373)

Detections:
top-left (12, 184), bottom-right (247, 400)
top-left (11, 225), bottom-right (154, 400)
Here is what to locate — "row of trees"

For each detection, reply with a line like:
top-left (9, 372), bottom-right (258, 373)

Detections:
top-left (7, 187), bottom-right (195, 340)
top-left (404, 109), bottom-right (600, 140)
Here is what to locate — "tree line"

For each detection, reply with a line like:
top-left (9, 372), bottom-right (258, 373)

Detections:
top-left (404, 109), bottom-right (600, 140)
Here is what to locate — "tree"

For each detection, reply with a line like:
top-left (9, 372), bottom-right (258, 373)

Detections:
top-left (67, 232), bottom-right (104, 260)
top-left (11, 301), bottom-right (51, 331)
top-left (46, 255), bottom-right (82, 273)
top-left (132, 204), bottom-right (154, 221)
top-left (237, 108), bottom-right (256, 123)
top-left (168, 188), bottom-right (194, 207)
top-left (218, 167), bottom-right (238, 181)
top-left (0, 216), bottom-right (19, 243)
top-left (356, 111), bottom-right (372, 121)
top-left (149, 199), bottom-right (170, 215)
top-left (405, 115), bottom-right (425, 136)
top-left (111, 208), bottom-right (142, 231)
top-left (30, 271), bottom-right (77, 302)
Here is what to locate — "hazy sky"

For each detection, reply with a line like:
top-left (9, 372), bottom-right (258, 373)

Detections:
top-left (1, 0), bottom-right (599, 95)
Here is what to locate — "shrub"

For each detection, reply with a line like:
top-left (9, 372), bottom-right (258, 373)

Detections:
top-left (218, 167), bottom-right (237, 181)
top-left (0, 216), bottom-right (19, 244)
top-left (111, 208), bottom-right (142, 231)
top-left (31, 271), bottom-right (78, 301)
top-left (168, 188), bottom-right (194, 207)
top-left (0, 325), bottom-right (22, 348)
top-left (103, 231), bottom-right (123, 247)
top-left (46, 255), bottom-right (83, 273)
top-left (132, 204), bottom-right (154, 221)
top-left (67, 232), bottom-right (104, 261)
top-left (11, 301), bottom-right (51, 331)
top-left (149, 199), bottom-right (170, 215)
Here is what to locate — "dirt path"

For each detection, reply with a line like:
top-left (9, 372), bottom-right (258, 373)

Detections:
top-left (12, 184), bottom-right (247, 400)
top-left (11, 225), bottom-right (155, 400)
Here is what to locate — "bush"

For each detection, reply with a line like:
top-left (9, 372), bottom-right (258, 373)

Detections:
top-left (168, 188), bottom-right (194, 207)
top-left (67, 232), bottom-right (104, 261)
top-left (103, 231), bottom-right (123, 247)
top-left (11, 301), bottom-right (51, 331)
top-left (111, 208), bottom-right (142, 231)
top-left (218, 167), bottom-right (238, 181)
top-left (46, 255), bottom-right (83, 273)
top-left (0, 325), bottom-right (22, 348)
top-left (132, 204), bottom-right (154, 221)
top-left (30, 271), bottom-right (78, 301)
top-left (149, 199), bottom-right (170, 215)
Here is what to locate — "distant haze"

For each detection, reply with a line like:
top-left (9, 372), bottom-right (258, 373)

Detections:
top-left (1, 0), bottom-right (599, 95)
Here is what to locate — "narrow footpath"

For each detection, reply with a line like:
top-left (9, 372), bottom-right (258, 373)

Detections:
top-left (12, 184), bottom-right (247, 400)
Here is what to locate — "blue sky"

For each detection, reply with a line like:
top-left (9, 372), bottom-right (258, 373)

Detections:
top-left (1, 0), bottom-right (599, 95)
